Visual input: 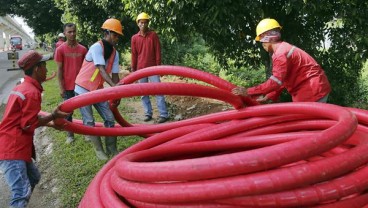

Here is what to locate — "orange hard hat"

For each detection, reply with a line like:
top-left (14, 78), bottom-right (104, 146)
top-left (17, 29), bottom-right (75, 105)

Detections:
top-left (101, 18), bottom-right (123, 35)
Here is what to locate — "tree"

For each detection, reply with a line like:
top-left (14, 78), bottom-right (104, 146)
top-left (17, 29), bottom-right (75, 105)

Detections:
top-left (0, 0), bottom-right (63, 35)
top-left (121, 0), bottom-right (368, 105)
top-left (55, 0), bottom-right (136, 49)
top-left (3, 0), bottom-right (367, 105)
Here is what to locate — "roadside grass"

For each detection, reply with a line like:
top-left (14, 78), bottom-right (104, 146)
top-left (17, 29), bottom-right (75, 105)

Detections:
top-left (41, 60), bottom-right (143, 207)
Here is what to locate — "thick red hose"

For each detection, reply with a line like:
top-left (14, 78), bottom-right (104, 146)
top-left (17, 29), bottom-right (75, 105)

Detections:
top-left (39, 65), bottom-right (367, 207)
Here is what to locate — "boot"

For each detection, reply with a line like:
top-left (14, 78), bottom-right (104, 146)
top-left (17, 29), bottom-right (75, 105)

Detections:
top-left (65, 131), bottom-right (75, 144)
top-left (86, 135), bottom-right (108, 160)
top-left (105, 136), bottom-right (118, 156)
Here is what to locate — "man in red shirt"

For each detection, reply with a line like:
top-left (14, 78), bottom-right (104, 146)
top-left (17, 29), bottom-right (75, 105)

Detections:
top-left (232, 18), bottom-right (331, 103)
top-left (54, 23), bottom-right (87, 144)
top-left (0, 50), bottom-right (69, 207)
top-left (131, 12), bottom-right (169, 123)
top-left (55, 33), bottom-right (65, 49)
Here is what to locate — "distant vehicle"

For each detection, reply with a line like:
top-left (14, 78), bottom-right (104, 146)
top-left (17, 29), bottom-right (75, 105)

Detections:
top-left (10, 36), bottom-right (22, 50)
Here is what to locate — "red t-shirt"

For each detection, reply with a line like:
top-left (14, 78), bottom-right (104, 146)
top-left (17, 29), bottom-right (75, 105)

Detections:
top-left (0, 76), bottom-right (42, 162)
top-left (247, 41), bottom-right (331, 102)
top-left (54, 42), bottom-right (87, 90)
top-left (131, 30), bottom-right (161, 71)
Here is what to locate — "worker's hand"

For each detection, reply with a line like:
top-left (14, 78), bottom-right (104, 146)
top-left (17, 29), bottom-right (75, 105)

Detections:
top-left (256, 95), bottom-right (269, 103)
top-left (52, 106), bottom-right (70, 119)
top-left (232, 87), bottom-right (248, 96)
top-left (120, 70), bottom-right (130, 78)
top-left (47, 120), bottom-right (67, 130)
top-left (111, 99), bottom-right (121, 108)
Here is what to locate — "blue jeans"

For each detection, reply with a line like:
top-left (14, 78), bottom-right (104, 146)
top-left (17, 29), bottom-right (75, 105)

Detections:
top-left (63, 90), bottom-right (75, 137)
top-left (63, 90), bottom-right (75, 122)
top-left (0, 160), bottom-right (40, 207)
top-left (139, 75), bottom-right (168, 118)
top-left (75, 92), bottom-right (115, 127)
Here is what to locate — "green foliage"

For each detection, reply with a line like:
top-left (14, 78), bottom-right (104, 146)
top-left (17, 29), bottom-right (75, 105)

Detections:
top-left (2, 0), bottom-right (368, 106)
top-left (0, 0), bottom-right (63, 35)
top-left (122, 0), bottom-right (368, 106)
top-left (351, 60), bottom-right (368, 109)
top-left (54, 0), bottom-right (136, 50)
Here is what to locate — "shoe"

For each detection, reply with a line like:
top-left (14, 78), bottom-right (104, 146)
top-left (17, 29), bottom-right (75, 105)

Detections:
top-left (88, 135), bottom-right (108, 160)
top-left (144, 115), bottom-right (152, 122)
top-left (94, 150), bottom-right (109, 160)
top-left (65, 136), bottom-right (74, 144)
top-left (158, 117), bottom-right (168, 123)
top-left (105, 136), bottom-right (118, 156)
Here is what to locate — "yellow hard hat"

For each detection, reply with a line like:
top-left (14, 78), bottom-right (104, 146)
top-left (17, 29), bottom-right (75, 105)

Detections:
top-left (255, 18), bottom-right (282, 41)
top-left (101, 18), bottom-right (123, 35)
top-left (136, 12), bottom-right (150, 24)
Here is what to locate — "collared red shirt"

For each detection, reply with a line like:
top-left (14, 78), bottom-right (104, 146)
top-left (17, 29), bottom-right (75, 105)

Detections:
top-left (131, 30), bottom-right (161, 71)
top-left (0, 76), bottom-right (43, 162)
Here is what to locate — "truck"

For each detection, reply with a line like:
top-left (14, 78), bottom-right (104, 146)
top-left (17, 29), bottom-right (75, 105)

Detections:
top-left (10, 35), bottom-right (22, 50)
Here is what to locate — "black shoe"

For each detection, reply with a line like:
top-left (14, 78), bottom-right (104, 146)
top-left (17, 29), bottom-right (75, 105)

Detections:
top-left (144, 115), bottom-right (152, 122)
top-left (158, 117), bottom-right (168, 123)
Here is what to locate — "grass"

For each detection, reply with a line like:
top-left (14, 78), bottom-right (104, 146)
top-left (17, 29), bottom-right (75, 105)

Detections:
top-left (41, 60), bottom-right (143, 207)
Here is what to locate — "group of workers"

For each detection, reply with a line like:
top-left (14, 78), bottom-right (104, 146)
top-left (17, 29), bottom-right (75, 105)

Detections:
top-left (0, 14), bottom-right (330, 207)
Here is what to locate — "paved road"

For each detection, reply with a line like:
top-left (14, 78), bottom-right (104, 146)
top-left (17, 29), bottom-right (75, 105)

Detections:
top-left (0, 49), bottom-right (28, 207)
top-left (0, 49), bottom-right (28, 104)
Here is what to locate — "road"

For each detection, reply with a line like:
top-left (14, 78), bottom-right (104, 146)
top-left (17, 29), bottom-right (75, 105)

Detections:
top-left (0, 49), bottom-right (28, 104)
top-left (0, 49), bottom-right (28, 207)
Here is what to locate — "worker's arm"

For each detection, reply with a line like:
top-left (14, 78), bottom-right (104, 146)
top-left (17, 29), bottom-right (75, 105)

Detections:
top-left (96, 65), bottom-right (116, 87)
top-left (55, 61), bottom-right (65, 97)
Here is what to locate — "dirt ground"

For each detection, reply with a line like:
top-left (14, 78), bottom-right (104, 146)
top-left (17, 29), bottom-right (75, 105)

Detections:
top-left (0, 88), bottom-right (232, 207)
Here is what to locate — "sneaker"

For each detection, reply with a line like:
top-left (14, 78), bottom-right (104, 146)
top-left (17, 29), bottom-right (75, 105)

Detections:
top-left (65, 136), bottom-right (74, 144)
top-left (158, 117), bottom-right (168, 123)
top-left (144, 115), bottom-right (152, 122)
top-left (94, 150), bottom-right (108, 160)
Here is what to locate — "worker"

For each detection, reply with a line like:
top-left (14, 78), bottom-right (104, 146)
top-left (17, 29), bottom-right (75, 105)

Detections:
top-left (0, 50), bottom-right (69, 207)
top-left (131, 12), bottom-right (169, 123)
top-left (74, 18), bottom-right (123, 160)
top-left (54, 23), bottom-right (87, 144)
top-left (55, 32), bottom-right (65, 49)
top-left (232, 18), bottom-right (331, 103)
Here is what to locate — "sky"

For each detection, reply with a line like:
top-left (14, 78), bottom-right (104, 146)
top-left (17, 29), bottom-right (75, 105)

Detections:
top-left (14, 16), bottom-right (34, 39)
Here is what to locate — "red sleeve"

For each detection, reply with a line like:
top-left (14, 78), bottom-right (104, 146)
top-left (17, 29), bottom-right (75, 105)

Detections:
top-left (247, 52), bottom-right (288, 97)
top-left (265, 86), bottom-right (284, 102)
top-left (20, 93), bottom-right (40, 133)
top-left (153, 33), bottom-right (161, 65)
top-left (247, 78), bottom-right (281, 96)
top-left (271, 54), bottom-right (288, 83)
top-left (131, 36), bottom-right (137, 71)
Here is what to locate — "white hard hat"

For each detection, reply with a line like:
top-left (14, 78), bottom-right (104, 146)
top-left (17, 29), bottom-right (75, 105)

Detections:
top-left (58, 33), bottom-right (65, 38)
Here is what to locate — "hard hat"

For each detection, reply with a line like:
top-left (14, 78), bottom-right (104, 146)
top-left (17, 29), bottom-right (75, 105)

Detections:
top-left (58, 33), bottom-right (65, 38)
top-left (255, 18), bottom-right (282, 41)
top-left (136, 12), bottom-right (150, 24)
top-left (101, 18), bottom-right (123, 35)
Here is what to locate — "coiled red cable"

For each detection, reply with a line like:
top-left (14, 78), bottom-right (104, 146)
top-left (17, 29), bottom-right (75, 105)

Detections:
top-left (45, 66), bottom-right (368, 207)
